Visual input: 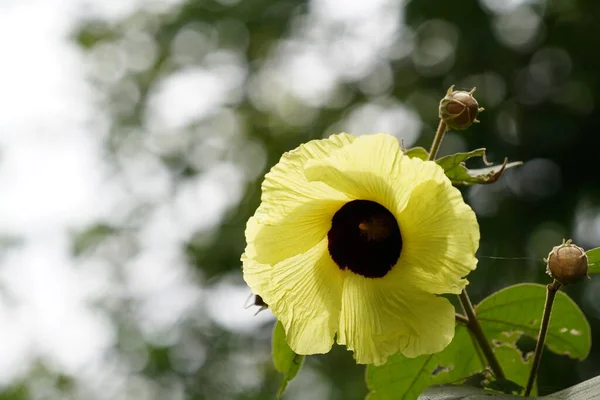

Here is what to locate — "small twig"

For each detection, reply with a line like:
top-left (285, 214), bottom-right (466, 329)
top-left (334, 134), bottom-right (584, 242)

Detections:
top-left (455, 313), bottom-right (469, 325)
top-left (459, 291), bottom-right (506, 380)
top-left (524, 280), bottom-right (562, 396)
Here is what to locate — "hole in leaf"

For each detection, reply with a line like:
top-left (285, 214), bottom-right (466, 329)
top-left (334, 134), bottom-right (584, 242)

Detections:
top-left (496, 330), bottom-right (523, 344)
top-left (515, 335), bottom-right (536, 362)
top-left (430, 364), bottom-right (453, 376)
top-left (491, 338), bottom-right (510, 348)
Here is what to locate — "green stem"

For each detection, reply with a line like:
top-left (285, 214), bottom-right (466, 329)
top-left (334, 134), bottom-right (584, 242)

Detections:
top-left (427, 117), bottom-right (504, 380)
top-left (427, 120), bottom-right (447, 161)
top-left (458, 291), bottom-right (506, 380)
top-left (524, 280), bottom-right (562, 396)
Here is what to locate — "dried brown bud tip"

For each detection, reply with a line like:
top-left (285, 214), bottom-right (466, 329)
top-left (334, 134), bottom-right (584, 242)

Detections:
top-left (545, 239), bottom-right (589, 285)
top-left (439, 85), bottom-right (484, 130)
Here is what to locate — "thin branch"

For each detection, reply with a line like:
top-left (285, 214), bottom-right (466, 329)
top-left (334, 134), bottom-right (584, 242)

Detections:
top-left (524, 280), bottom-right (562, 396)
top-left (455, 313), bottom-right (469, 325)
top-left (427, 120), bottom-right (447, 161)
top-left (428, 114), bottom-right (503, 380)
top-left (458, 290), bottom-right (506, 380)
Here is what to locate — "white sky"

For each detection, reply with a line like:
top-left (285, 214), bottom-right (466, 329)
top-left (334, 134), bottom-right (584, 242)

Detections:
top-left (0, 0), bottom-right (110, 384)
top-left (0, 0), bottom-right (269, 394)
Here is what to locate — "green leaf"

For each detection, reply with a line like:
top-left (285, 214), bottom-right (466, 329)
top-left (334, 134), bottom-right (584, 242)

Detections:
top-left (490, 340), bottom-right (532, 395)
top-left (366, 325), bottom-right (482, 400)
top-left (367, 284), bottom-right (590, 399)
top-left (435, 148), bottom-right (522, 185)
top-left (405, 147), bottom-right (429, 160)
top-left (586, 247), bottom-right (600, 274)
top-left (418, 375), bottom-right (600, 399)
top-left (476, 283), bottom-right (591, 361)
top-left (462, 162), bottom-right (523, 183)
top-left (366, 323), bottom-right (533, 398)
top-left (436, 149), bottom-right (488, 171)
top-left (272, 320), bottom-right (305, 399)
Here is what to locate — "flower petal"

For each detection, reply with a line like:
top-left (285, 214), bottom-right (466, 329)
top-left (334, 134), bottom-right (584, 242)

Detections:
top-left (393, 179), bottom-right (479, 294)
top-left (247, 133), bottom-right (354, 265)
top-left (245, 198), bottom-right (344, 266)
top-left (337, 272), bottom-right (455, 365)
top-left (303, 132), bottom-right (478, 294)
top-left (304, 133), bottom-right (445, 217)
top-left (243, 238), bottom-right (343, 354)
top-left (243, 131), bottom-right (480, 366)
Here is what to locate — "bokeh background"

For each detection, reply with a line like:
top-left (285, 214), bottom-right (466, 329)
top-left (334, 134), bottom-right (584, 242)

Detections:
top-left (1, 0), bottom-right (599, 398)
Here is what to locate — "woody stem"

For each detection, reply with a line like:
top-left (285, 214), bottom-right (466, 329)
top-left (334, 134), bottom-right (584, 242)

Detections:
top-left (458, 291), bottom-right (506, 380)
top-left (524, 280), bottom-right (562, 396)
top-left (428, 118), bottom-right (505, 381)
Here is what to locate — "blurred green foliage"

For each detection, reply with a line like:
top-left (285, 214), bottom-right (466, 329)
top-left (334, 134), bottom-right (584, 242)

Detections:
top-left (7, 0), bottom-right (598, 399)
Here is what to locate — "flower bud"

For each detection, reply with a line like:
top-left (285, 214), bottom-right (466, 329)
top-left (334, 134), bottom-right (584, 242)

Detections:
top-left (439, 85), bottom-right (484, 130)
top-left (545, 239), bottom-right (589, 285)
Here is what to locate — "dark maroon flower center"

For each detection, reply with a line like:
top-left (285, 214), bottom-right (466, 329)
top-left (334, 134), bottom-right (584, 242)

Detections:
top-left (327, 200), bottom-right (402, 278)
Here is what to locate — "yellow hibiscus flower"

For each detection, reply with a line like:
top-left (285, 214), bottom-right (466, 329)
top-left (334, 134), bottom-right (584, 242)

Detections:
top-left (242, 132), bottom-right (479, 365)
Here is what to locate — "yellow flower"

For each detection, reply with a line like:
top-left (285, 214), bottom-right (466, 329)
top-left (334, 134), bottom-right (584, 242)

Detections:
top-left (242, 133), bottom-right (479, 365)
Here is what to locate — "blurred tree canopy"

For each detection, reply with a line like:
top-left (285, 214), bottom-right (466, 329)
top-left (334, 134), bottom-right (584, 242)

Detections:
top-left (6, 0), bottom-right (600, 399)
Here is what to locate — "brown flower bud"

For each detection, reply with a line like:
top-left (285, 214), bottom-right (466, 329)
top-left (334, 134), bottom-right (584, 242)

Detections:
top-left (439, 85), bottom-right (484, 130)
top-left (545, 239), bottom-right (589, 285)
